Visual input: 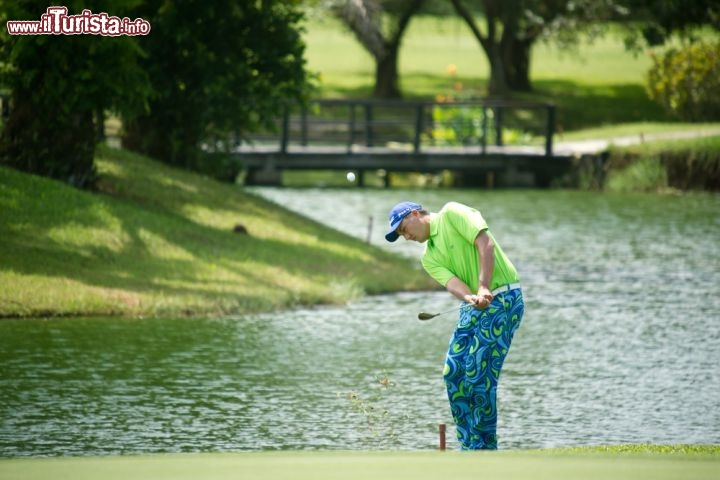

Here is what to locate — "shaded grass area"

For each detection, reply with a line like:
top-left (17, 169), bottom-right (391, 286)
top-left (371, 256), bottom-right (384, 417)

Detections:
top-left (1, 447), bottom-right (718, 480)
top-left (0, 145), bottom-right (435, 318)
top-left (526, 81), bottom-right (672, 132)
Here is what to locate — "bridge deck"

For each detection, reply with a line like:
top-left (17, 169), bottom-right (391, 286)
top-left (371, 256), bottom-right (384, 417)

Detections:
top-left (232, 143), bottom-right (571, 172)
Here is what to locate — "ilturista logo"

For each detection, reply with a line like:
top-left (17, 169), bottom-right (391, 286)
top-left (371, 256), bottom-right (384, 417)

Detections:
top-left (7, 6), bottom-right (151, 36)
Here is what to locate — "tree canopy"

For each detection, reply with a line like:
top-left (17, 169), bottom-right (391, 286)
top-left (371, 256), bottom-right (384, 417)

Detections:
top-left (617, 0), bottom-right (720, 48)
top-left (0, 0), bottom-right (150, 187)
top-left (123, 0), bottom-right (312, 171)
top-left (0, 0), bottom-right (313, 186)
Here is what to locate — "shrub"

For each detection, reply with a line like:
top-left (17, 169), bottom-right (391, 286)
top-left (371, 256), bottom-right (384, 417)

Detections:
top-left (646, 41), bottom-right (720, 122)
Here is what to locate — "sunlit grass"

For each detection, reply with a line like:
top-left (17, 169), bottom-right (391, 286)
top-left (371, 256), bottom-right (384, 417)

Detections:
top-left (554, 444), bottom-right (720, 455)
top-left (0, 446), bottom-right (717, 480)
top-left (555, 122), bottom-right (720, 141)
top-left (0, 145), bottom-right (436, 318)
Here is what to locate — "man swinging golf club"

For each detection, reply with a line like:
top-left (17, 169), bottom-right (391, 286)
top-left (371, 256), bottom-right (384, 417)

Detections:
top-left (385, 201), bottom-right (524, 450)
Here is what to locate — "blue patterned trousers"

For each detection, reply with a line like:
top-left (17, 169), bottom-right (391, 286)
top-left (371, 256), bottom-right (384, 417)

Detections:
top-left (443, 288), bottom-right (524, 450)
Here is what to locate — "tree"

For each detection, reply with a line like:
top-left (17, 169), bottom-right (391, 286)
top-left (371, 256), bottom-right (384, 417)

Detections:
top-left (122, 0), bottom-right (312, 172)
top-left (0, 1), bottom-right (150, 188)
top-left (616, 0), bottom-right (719, 48)
top-left (646, 40), bottom-right (720, 121)
top-left (327, 0), bottom-right (426, 98)
top-left (449, 0), bottom-right (620, 95)
top-left (608, 1), bottom-right (719, 122)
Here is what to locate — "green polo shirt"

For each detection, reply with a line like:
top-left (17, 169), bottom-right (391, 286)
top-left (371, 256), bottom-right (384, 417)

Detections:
top-left (421, 202), bottom-right (519, 291)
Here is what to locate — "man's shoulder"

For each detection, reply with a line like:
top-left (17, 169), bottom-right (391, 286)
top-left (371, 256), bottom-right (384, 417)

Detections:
top-left (438, 201), bottom-right (487, 234)
top-left (438, 201), bottom-right (468, 214)
top-left (440, 201), bottom-right (465, 210)
top-left (439, 201), bottom-right (479, 219)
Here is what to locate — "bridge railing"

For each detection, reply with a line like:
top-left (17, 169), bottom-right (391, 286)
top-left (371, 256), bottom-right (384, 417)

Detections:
top-left (238, 98), bottom-right (556, 157)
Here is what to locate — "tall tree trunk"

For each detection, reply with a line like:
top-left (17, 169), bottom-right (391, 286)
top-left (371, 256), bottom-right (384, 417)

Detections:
top-left (498, 0), bottom-right (531, 92)
top-left (487, 46), bottom-right (511, 96)
top-left (504, 37), bottom-right (532, 91)
top-left (373, 45), bottom-right (401, 98)
top-left (333, 0), bottom-right (425, 99)
top-left (450, 0), bottom-right (512, 97)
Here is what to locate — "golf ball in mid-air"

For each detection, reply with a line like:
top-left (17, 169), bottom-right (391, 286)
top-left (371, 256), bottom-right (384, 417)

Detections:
top-left (346, 171), bottom-right (356, 182)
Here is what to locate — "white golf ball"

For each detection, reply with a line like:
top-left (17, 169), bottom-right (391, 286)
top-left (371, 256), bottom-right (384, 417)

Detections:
top-left (346, 171), bottom-right (356, 182)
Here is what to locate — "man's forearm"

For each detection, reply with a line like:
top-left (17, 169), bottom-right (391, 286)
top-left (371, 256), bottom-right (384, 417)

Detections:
top-left (475, 232), bottom-right (495, 290)
top-left (446, 276), bottom-right (474, 302)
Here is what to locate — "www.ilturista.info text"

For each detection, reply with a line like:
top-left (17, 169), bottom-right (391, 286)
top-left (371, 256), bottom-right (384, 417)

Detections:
top-left (6, 6), bottom-right (150, 36)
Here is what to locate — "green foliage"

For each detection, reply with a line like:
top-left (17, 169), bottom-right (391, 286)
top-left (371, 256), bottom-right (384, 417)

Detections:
top-left (427, 103), bottom-right (533, 147)
top-left (0, 1), bottom-right (151, 188)
top-left (0, 1), bottom-right (314, 186)
top-left (123, 0), bottom-right (314, 173)
top-left (618, 0), bottom-right (719, 48)
top-left (646, 41), bottom-right (720, 122)
top-left (429, 103), bottom-right (485, 146)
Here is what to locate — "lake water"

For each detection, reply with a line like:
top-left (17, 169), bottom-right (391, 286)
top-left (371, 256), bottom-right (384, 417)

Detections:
top-left (1, 188), bottom-right (719, 456)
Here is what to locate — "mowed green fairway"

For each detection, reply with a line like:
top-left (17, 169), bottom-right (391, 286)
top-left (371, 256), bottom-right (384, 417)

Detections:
top-left (1, 450), bottom-right (718, 480)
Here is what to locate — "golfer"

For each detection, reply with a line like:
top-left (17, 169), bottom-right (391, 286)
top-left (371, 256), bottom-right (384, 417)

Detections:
top-left (385, 201), bottom-right (524, 450)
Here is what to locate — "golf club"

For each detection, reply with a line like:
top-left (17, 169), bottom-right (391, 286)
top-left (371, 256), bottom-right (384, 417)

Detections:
top-left (417, 303), bottom-right (473, 321)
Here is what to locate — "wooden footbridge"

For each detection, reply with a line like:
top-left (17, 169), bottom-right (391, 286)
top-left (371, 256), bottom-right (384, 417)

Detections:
top-left (223, 99), bottom-right (577, 187)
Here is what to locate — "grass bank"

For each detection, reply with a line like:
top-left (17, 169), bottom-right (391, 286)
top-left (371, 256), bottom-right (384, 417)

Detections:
top-left (605, 135), bottom-right (720, 192)
top-left (1, 446), bottom-right (718, 480)
top-left (0, 145), bottom-right (435, 319)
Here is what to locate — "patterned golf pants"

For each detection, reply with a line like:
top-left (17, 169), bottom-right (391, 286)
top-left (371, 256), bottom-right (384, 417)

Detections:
top-left (443, 288), bottom-right (524, 450)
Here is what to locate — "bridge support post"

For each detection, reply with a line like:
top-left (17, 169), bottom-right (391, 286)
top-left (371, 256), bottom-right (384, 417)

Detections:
top-left (244, 167), bottom-right (282, 186)
top-left (545, 105), bottom-right (556, 156)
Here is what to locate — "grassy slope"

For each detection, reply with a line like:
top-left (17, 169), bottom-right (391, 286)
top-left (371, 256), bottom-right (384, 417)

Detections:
top-left (1, 447), bottom-right (718, 480)
top-left (0, 145), bottom-right (435, 318)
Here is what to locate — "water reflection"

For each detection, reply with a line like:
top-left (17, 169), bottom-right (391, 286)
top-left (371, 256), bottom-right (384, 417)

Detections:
top-left (1, 189), bottom-right (719, 456)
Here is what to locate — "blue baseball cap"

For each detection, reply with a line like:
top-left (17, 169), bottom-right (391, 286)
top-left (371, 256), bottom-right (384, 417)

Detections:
top-left (385, 201), bottom-right (422, 242)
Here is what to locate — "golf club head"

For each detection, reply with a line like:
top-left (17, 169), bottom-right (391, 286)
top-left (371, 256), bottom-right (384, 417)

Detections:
top-left (418, 303), bottom-right (474, 321)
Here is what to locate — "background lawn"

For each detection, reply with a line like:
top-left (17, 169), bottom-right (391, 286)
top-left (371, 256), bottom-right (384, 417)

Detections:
top-left (301, 16), bottom-right (719, 131)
